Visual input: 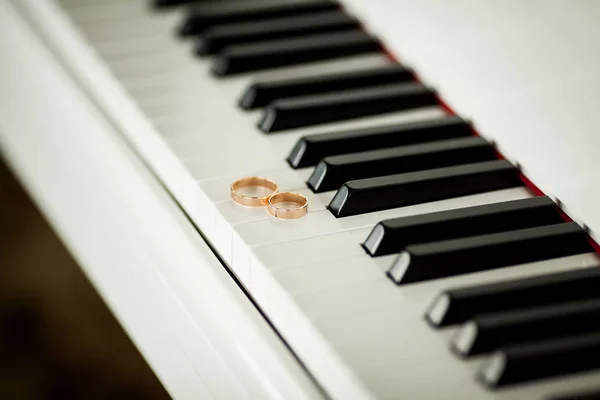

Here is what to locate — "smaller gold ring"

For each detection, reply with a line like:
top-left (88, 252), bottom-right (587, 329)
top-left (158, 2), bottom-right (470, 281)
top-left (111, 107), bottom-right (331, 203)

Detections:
top-left (231, 176), bottom-right (278, 207)
top-left (267, 192), bottom-right (309, 220)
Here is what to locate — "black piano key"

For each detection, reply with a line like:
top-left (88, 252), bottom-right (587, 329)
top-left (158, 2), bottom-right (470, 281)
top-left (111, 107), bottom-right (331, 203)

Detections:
top-left (179, 0), bottom-right (340, 36)
top-left (452, 298), bottom-right (600, 357)
top-left (259, 83), bottom-right (436, 132)
top-left (387, 222), bottom-right (592, 285)
top-left (426, 267), bottom-right (600, 328)
top-left (212, 31), bottom-right (381, 77)
top-left (196, 11), bottom-right (360, 55)
top-left (287, 116), bottom-right (472, 169)
top-left (240, 64), bottom-right (414, 110)
top-left (328, 159), bottom-right (522, 218)
top-left (308, 136), bottom-right (497, 193)
top-left (364, 196), bottom-right (561, 257)
top-left (477, 333), bottom-right (600, 388)
top-left (549, 388), bottom-right (600, 400)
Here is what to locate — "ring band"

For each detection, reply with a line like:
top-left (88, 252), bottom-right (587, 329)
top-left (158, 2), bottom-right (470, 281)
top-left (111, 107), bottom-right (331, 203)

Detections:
top-left (231, 176), bottom-right (278, 207)
top-left (267, 192), bottom-right (308, 220)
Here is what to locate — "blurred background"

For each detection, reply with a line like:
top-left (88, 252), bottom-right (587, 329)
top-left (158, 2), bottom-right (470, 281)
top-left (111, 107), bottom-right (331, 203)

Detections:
top-left (0, 157), bottom-right (170, 400)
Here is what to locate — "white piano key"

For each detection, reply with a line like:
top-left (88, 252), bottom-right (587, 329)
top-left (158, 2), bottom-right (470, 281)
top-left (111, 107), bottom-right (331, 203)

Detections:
top-left (143, 83), bottom-right (440, 181)
top-left (79, 17), bottom-right (391, 117)
top-left (229, 188), bottom-right (533, 292)
top-left (286, 254), bottom-right (600, 376)
top-left (322, 261), bottom-right (600, 390)
top-left (364, 363), bottom-right (600, 400)
top-left (148, 97), bottom-right (442, 142)
top-left (212, 184), bottom-right (331, 267)
top-left (59, 0), bottom-right (118, 7)
top-left (93, 34), bottom-right (177, 58)
top-left (253, 228), bottom-right (370, 270)
top-left (169, 135), bottom-right (286, 181)
top-left (245, 253), bottom-right (600, 394)
top-left (252, 246), bottom-right (600, 399)
top-left (178, 111), bottom-right (445, 184)
top-left (59, 0), bottom-right (137, 11)
top-left (247, 250), bottom-right (599, 377)
top-left (294, 276), bottom-right (400, 322)
top-left (94, 23), bottom-right (389, 96)
top-left (66, 1), bottom-right (151, 24)
top-left (122, 70), bottom-right (201, 99)
top-left (247, 229), bottom-right (371, 306)
top-left (164, 107), bottom-right (445, 172)
top-left (338, 300), bottom-right (600, 400)
top-left (77, 15), bottom-right (181, 42)
top-left (131, 54), bottom-right (393, 109)
top-left (106, 52), bottom-right (191, 77)
top-left (314, 253), bottom-right (600, 346)
top-left (359, 361), bottom-right (481, 400)
top-left (271, 255), bottom-right (386, 297)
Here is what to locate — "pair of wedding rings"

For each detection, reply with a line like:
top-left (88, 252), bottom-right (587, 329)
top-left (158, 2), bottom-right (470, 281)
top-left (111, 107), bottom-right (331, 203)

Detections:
top-left (230, 176), bottom-right (308, 219)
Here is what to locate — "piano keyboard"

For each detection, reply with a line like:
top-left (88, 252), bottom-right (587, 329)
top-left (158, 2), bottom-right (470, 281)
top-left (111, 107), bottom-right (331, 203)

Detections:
top-left (52, 0), bottom-right (600, 398)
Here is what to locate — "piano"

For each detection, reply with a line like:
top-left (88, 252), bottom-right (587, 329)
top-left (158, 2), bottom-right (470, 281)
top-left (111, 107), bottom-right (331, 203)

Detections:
top-left (2, 0), bottom-right (600, 398)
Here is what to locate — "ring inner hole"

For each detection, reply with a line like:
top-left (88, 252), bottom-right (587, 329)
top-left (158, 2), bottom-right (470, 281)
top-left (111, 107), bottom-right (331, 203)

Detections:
top-left (237, 185), bottom-right (275, 198)
top-left (274, 201), bottom-right (300, 210)
top-left (272, 193), bottom-right (305, 210)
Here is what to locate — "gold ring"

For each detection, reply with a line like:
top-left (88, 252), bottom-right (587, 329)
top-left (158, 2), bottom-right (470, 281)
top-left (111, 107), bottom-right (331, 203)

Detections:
top-left (230, 176), bottom-right (278, 207)
top-left (267, 192), bottom-right (308, 220)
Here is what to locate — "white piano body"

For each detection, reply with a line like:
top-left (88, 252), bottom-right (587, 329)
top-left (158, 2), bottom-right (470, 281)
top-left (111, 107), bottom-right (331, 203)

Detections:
top-left (1, 0), bottom-right (599, 399)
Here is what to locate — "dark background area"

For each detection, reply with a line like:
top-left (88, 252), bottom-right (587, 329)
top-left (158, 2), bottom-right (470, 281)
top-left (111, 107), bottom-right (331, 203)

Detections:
top-left (0, 157), bottom-right (171, 400)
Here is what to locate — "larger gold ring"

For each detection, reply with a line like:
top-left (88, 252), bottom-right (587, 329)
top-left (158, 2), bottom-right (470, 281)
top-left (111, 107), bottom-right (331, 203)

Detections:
top-left (267, 192), bottom-right (308, 220)
top-left (231, 176), bottom-right (278, 207)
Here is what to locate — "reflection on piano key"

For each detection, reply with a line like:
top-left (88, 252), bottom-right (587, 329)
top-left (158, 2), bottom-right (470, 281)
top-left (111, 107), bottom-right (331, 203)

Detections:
top-left (259, 83), bottom-right (436, 132)
top-left (195, 11), bottom-right (361, 56)
top-left (287, 115), bottom-right (471, 168)
top-left (212, 31), bottom-right (381, 77)
top-left (179, 0), bottom-right (340, 36)
top-left (329, 159), bottom-right (522, 218)
top-left (478, 333), bottom-right (600, 388)
top-left (364, 196), bottom-right (562, 257)
top-left (452, 298), bottom-right (600, 357)
top-left (240, 64), bottom-right (414, 110)
top-left (307, 136), bottom-right (497, 193)
top-left (549, 387), bottom-right (600, 400)
top-left (425, 266), bottom-right (600, 328)
top-left (388, 222), bottom-right (592, 284)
